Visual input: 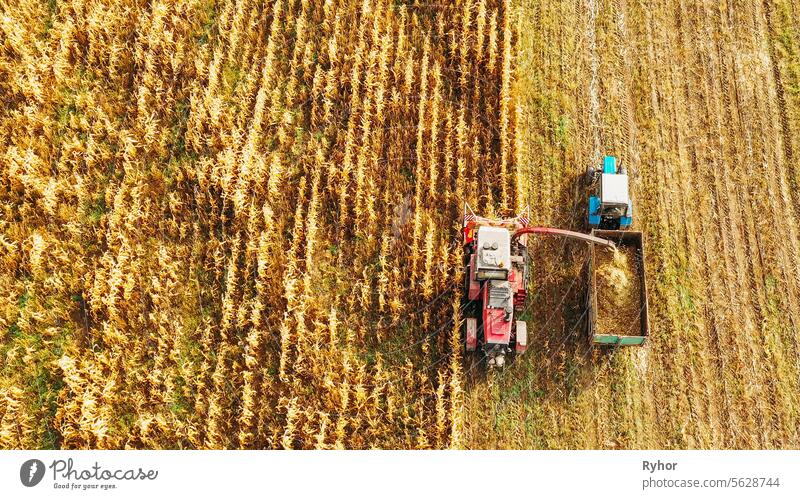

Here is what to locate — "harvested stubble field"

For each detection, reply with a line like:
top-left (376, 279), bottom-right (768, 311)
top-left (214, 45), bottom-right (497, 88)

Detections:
top-left (0, 0), bottom-right (799, 450)
top-left (465, 0), bottom-right (800, 449)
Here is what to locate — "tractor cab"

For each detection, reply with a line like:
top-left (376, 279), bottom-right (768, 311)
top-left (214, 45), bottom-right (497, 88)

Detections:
top-left (587, 156), bottom-right (633, 230)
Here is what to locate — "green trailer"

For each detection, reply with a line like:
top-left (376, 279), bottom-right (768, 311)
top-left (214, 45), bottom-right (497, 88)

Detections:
top-left (587, 230), bottom-right (649, 346)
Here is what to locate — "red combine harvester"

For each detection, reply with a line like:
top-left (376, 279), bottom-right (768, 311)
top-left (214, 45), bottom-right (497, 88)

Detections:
top-left (462, 204), bottom-right (615, 368)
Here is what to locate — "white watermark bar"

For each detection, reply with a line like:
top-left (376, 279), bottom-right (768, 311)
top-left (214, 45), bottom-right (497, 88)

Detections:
top-left (1, 451), bottom-right (798, 498)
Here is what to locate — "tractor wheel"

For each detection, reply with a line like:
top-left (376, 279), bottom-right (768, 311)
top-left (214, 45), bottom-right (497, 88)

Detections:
top-left (584, 165), bottom-right (596, 186)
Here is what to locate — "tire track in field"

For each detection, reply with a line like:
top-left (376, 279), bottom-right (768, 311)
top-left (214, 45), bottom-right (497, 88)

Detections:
top-left (637, 0), bottom-right (706, 447)
top-left (770, 0), bottom-right (800, 219)
top-left (655, 0), bottom-right (723, 447)
top-left (762, 0), bottom-right (798, 215)
top-left (721, 1), bottom-right (800, 446)
top-left (714, 4), bottom-right (788, 447)
top-left (696, 0), bottom-right (774, 447)
top-left (662, 0), bottom-right (736, 447)
top-left (754, 0), bottom-right (800, 356)
top-left (587, 0), bottom-right (602, 165)
top-left (648, 0), bottom-right (708, 446)
top-left (757, 23), bottom-right (800, 330)
top-left (744, 79), bottom-right (800, 446)
top-left (748, 0), bottom-right (800, 445)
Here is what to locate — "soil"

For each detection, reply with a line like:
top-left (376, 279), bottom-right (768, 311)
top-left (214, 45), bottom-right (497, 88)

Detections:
top-left (595, 245), bottom-right (642, 337)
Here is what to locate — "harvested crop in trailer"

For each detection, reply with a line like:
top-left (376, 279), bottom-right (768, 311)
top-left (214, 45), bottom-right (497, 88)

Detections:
top-left (595, 246), bottom-right (641, 337)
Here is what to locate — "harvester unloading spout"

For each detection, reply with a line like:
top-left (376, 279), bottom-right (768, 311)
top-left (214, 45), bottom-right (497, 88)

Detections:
top-left (512, 226), bottom-right (617, 249)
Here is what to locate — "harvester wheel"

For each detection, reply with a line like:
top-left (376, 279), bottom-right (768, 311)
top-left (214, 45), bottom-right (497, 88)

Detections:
top-left (515, 321), bottom-right (528, 354)
top-left (465, 318), bottom-right (478, 352)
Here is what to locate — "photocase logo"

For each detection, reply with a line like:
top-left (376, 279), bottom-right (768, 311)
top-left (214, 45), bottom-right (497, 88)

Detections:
top-left (20, 459), bottom-right (45, 487)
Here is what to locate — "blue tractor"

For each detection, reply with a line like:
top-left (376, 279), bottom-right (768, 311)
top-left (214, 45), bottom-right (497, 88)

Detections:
top-left (586, 156), bottom-right (632, 230)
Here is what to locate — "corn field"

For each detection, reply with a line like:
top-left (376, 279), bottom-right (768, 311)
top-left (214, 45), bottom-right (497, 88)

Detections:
top-left (1, 0), bottom-right (799, 450)
top-left (0, 0), bottom-right (520, 449)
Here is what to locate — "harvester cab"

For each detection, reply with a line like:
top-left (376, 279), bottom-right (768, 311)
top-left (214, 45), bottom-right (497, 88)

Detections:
top-left (475, 226), bottom-right (510, 281)
top-left (586, 156), bottom-right (633, 230)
